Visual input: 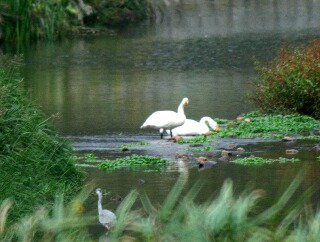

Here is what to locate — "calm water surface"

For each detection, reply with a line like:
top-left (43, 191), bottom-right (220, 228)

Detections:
top-left (22, 0), bottom-right (320, 233)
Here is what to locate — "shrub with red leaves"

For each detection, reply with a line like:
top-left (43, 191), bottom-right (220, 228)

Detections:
top-left (251, 40), bottom-right (320, 119)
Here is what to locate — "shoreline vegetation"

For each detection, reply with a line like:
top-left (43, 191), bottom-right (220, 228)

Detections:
top-left (1, 1), bottom-right (320, 240)
top-left (0, 56), bottom-right (83, 226)
top-left (0, 0), bottom-right (155, 49)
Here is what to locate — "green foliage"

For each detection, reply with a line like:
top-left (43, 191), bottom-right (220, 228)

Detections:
top-left (0, 186), bottom-right (93, 242)
top-left (108, 175), bottom-right (317, 241)
top-left (251, 40), bottom-right (320, 119)
top-left (214, 118), bottom-right (230, 125)
top-left (211, 112), bottom-right (320, 139)
top-left (189, 146), bottom-right (211, 152)
top-left (90, 0), bottom-right (151, 26)
top-left (118, 141), bottom-right (149, 149)
top-left (0, 56), bottom-right (82, 223)
top-left (231, 157), bottom-right (300, 166)
top-left (1, 0), bottom-right (71, 46)
top-left (177, 135), bottom-right (209, 144)
top-left (1, 176), bottom-right (320, 241)
top-left (98, 154), bottom-right (168, 170)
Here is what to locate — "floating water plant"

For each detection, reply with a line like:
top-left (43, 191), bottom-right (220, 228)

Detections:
top-left (118, 141), bottom-right (150, 149)
top-left (231, 156), bottom-right (300, 166)
top-left (211, 112), bottom-right (320, 139)
top-left (189, 146), bottom-right (211, 152)
top-left (177, 135), bottom-right (210, 144)
top-left (98, 154), bottom-right (168, 171)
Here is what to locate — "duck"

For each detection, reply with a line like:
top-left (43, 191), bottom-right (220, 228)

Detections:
top-left (140, 97), bottom-right (189, 139)
top-left (168, 116), bottom-right (219, 136)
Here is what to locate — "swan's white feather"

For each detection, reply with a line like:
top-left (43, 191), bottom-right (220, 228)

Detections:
top-left (141, 111), bottom-right (185, 129)
top-left (169, 116), bottom-right (219, 136)
top-left (140, 97), bottom-right (189, 138)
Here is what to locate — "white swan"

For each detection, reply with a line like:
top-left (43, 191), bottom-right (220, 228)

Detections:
top-left (168, 116), bottom-right (219, 136)
top-left (95, 188), bottom-right (117, 229)
top-left (140, 97), bottom-right (189, 139)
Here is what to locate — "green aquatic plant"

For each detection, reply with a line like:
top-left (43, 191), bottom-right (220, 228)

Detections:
top-left (189, 146), bottom-right (211, 152)
top-left (118, 141), bottom-right (149, 149)
top-left (98, 154), bottom-right (168, 170)
top-left (177, 135), bottom-right (210, 144)
top-left (231, 156), bottom-right (300, 166)
top-left (214, 118), bottom-right (230, 125)
top-left (211, 112), bottom-right (320, 139)
top-left (298, 135), bottom-right (320, 141)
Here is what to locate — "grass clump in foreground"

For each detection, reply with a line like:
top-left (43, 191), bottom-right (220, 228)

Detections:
top-left (0, 56), bottom-right (83, 223)
top-left (2, 174), bottom-right (320, 241)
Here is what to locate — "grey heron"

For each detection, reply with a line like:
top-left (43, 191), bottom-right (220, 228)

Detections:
top-left (95, 188), bottom-right (117, 229)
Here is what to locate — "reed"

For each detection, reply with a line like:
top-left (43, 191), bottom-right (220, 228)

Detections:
top-left (1, 0), bottom-right (69, 47)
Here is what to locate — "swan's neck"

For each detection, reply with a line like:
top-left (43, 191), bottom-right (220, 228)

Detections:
top-left (200, 118), bottom-right (209, 126)
top-left (177, 101), bottom-right (186, 117)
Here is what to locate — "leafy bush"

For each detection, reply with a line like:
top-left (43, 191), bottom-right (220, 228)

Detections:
top-left (251, 39), bottom-right (320, 119)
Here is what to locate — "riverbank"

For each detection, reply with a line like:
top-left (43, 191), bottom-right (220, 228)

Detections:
top-left (0, 56), bottom-right (83, 224)
top-left (0, 0), bottom-right (153, 48)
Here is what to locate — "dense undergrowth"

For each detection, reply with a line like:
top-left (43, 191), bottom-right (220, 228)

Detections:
top-left (0, 56), bottom-right (83, 224)
top-left (251, 39), bottom-right (320, 119)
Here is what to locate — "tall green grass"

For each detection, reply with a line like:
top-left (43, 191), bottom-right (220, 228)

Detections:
top-left (0, 56), bottom-right (83, 224)
top-left (1, 0), bottom-right (69, 46)
top-left (1, 174), bottom-right (320, 241)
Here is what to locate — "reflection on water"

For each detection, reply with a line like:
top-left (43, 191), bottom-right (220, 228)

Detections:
top-left (21, 1), bottom-right (320, 235)
top-left (23, 0), bottom-right (320, 135)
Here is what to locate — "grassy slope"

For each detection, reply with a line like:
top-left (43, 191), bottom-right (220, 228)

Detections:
top-left (0, 56), bottom-right (83, 223)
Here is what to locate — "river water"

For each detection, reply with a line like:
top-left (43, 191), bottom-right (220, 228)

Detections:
top-left (21, 0), bottom-right (320, 234)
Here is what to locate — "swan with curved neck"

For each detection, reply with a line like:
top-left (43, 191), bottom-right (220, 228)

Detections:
top-left (95, 188), bottom-right (117, 229)
top-left (140, 97), bottom-right (189, 139)
top-left (168, 116), bottom-right (219, 136)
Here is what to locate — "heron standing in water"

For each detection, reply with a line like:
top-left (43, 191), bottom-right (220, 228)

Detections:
top-left (95, 188), bottom-right (117, 229)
